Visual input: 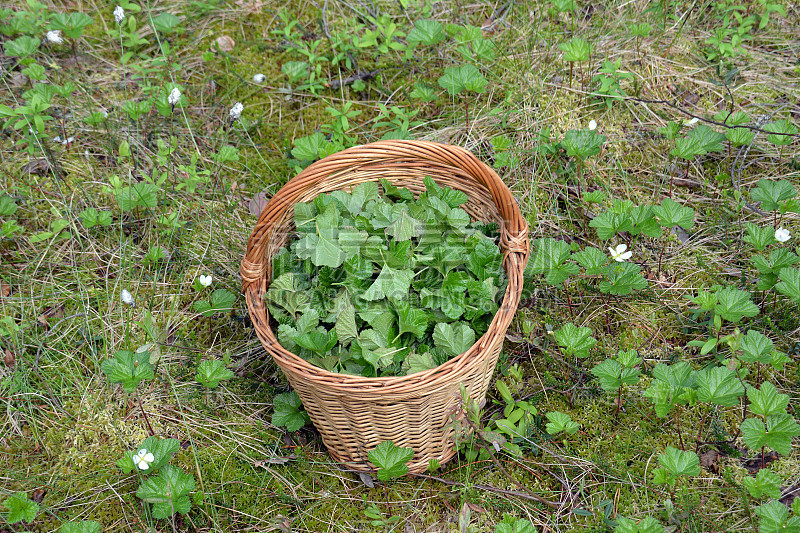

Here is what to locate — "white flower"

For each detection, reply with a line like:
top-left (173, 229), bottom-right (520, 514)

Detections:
top-left (198, 274), bottom-right (213, 287)
top-left (775, 227), bottom-right (791, 243)
top-left (132, 448), bottom-right (155, 470)
top-left (120, 289), bottom-right (135, 307)
top-left (167, 87), bottom-right (182, 106)
top-left (588, 119), bottom-right (597, 130)
top-left (114, 6), bottom-right (125, 25)
top-left (608, 243), bottom-right (633, 262)
top-left (46, 30), bottom-right (63, 44)
top-left (685, 117), bottom-right (699, 126)
top-left (229, 102), bottom-right (243, 121)
top-left (252, 73), bottom-right (266, 83)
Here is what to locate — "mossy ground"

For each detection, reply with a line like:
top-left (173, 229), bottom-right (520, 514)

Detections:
top-left (2, 0), bottom-right (800, 531)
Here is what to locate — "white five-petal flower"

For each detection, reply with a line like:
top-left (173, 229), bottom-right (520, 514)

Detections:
top-left (114, 6), bottom-right (125, 25)
top-left (167, 87), bottom-right (182, 106)
top-left (252, 73), bottom-right (266, 83)
top-left (588, 119), bottom-right (597, 131)
top-left (132, 448), bottom-right (155, 470)
top-left (775, 227), bottom-right (791, 243)
top-left (609, 243), bottom-right (633, 262)
top-left (229, 102), bottom-right (243, 121)
top-left (120, 289), bottom-right (135, 307)
top-left (46, 30), bottom-right (63, 44)
top-left (199, 274), bottom-right (213, 287)
top-left (685, 117), bottom-right (699, 126)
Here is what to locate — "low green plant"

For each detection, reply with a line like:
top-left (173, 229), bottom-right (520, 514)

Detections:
top-left (271, 391), bottom-right (311, 431)
top-left (195, 359), bottom-right (235, 389)
top-left (367, 440), bottom-right (415, 481)
top-left (558, 36), bottom-right (591, 88)
top-left (193, 289), bottom-right (236, 317)
top-left (1, 492), bottom-right (39, 525)
top-left (544, 411), bottom-right (579, 436)
top-left (437, 63), bottom-right (488, 127)
top-left (592, 59), bottom-right (633, 109)
top-left (590, 349), bottom-right (641, 417)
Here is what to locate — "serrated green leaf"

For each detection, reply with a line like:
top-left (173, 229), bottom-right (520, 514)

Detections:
top-left (614, 516), bottom-right (666, 533)
top-left (741, 414), bottom-right (800, 455)
top-left (755, 499), bottom-right (800, 533)
top-left (60, 521), bottom-right (102, 533)
top-left (391, 298), bottom-right (430, 338)
top-left (743, 468), bottom-right (782, 499)
top-left (432, 322), bottom-right (475, 357)
top-left (687, 124), bottom-right (726, 153)
top-left (195, 359), bottom-right (235, 388)
top-left (653, 198), bottom-right (695, 229)
top-left (752, 179), bottom-right (797, 211)
top-left (715, 287), bottom-right (758, 323)
top-left (658, 446), bottom-right (699, 477)
top-left (528, 238), bottom-right (579, 285)
top-left (272, 391), bottom-right (310, 432)
top-left (572, 247), bottom-right (607, 275)
top-left (739, 330), bottom-right (775, 364)
top-left (101, 350), bottom-right (154, 393)
top-left (743, 222), bottom-right (778, 251)
top-left (135, 464), bottom-right (195, 518)
top-left (776, 268), bottom-right (800, 303)
top-left (368, 440), bottom-right (415, 481)
top-left (3, 492), bottom-right (39, 524)
top-left (362, 265), bottom-right (414, 301)
top-left (194, 289), bottom-right (236, 317)
top-left (554, 323), bottom-right (596, 358)
top-left (545, 411), bottom-right (579, 435)
top-left (748, 382), bottom-right (790, 417)
top-left (0, 195), bottom-right (18, 217)
top-left (402, 351), bottom-right (437, 375)
top-left (406, 19), bottom-right (445, 45)
top-left (562, 128), bottom-right (605, 160)
top-left (696, 366), bottom-right (744, 406)
top-left (600, 262), bottom-right (648, 295)
top-left (437, 64), bottom-right (487, 95)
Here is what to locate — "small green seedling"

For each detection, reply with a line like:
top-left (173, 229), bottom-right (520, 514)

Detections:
top-left (135, 464), bottom-right (195, 518)
top-left (367, 440), bottom-right (415, 481)
top-left (495, 514), bottom-right (537, 533)
top-left (61, 521), bottom-right (101, 533)
top-left (755, 500), bottom-right (800, 532)
top-left (545, 411), bottom-right (579, 436)
top-left (437, 64), bottom-right (488, 126)
top-left (561, 127), bottom-right (605, 184)
top-left (271, 391), bottom-right (310, 432)
top-left (643, 362), bottom-right (698, 418)
top-left (590, 349), bottom-right (641, 417)
top-left (101, 350), bottom-right (154, 393)
top-left (194, 289), bottom-right (236, 317)
top-left (2, 492), bottom-right (39, 525)
top-left (195, 359), bottom-right (235, 389)
top-left (614, 516), bottom-right (666, 533)
top-left (554, 322), bottom-right (597, 358)
top-left (653, 447), bottom-right (699, 491)
top-left (743, 468), bottom-right (782, 499)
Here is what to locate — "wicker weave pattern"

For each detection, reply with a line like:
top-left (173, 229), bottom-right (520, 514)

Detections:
top-left (242, 140), bottom-right (528, 473)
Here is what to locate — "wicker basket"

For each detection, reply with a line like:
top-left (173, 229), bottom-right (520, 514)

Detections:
top-left (241, 140), bottom-right (528, 473)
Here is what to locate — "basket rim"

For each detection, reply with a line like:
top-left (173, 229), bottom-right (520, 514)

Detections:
top-left (241, 139), bottom-right (529, 388)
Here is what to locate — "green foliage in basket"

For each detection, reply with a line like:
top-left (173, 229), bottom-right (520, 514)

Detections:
top-left (264, 177), bottom-right (507, 377)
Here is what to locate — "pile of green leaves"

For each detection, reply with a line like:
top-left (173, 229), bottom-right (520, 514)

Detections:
top-left (264, 177), bottom-right (507, 377)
